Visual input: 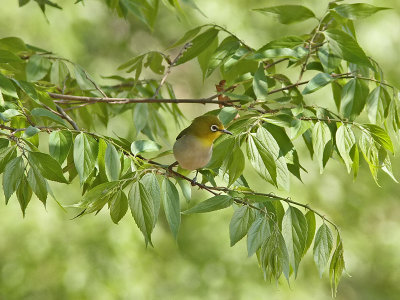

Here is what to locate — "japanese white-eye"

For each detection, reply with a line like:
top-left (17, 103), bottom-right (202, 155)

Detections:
top-left (173, 115), bottom-right (232, 171)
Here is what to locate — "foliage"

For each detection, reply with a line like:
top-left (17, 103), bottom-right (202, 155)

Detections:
top-left (1, 0), bottom-right (398, 296)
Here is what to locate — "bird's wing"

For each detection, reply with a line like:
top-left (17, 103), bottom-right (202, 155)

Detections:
top-left (176, 127), bottom-right (190, 140)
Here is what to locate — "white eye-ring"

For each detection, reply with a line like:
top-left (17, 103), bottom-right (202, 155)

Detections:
top-left (210, 125), bottom-right (219, 132)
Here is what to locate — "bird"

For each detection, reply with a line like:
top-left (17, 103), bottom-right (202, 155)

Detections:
top-left (172, 115), bottom-right (232, 182)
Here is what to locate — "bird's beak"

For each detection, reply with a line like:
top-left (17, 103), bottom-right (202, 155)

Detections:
top-left (219, 129), bottom-right (232, 135)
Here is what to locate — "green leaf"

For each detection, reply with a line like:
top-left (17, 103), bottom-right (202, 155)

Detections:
top-left (366, 86), bottom-right (390, 124)
top-left (133, 103), bottom-right (148, 133)
top-left (176, 28), bottom-right (219, 65)
top-left (0, 37), bottom-right (28, 53)
top-left (334, 3), bottom-right (389, 20)
top-left (312, 121), bottom-right (332, 173)
top-left (282, 206), bottom-right (308, 277)
top-left (2, 156), bottom-right (24, 202)
top-left (324, 29), bottom-right (372, 68)
top-left (197, 34), bottom-right (218, 79)
top-left (340, 78), bottom-right (369, 120)
top-left (176, 178), bottom-right (191, 203)
top-left (0, 138), bottom-right (9, 149)
top-left (105, 143), bottom-right (121, 181)
top-left (253, 5), bottom-right (315, 24)
top-left (329, 237), bottom-right (345, 297)
top-left (168, 25), bottom-right (204, 49)
top-left (0, 146), bottom-right (17, 173)
top-left (336, 124), bottom-right (356, 173)
top-left (162, 178), bottom-right (180, 240)
top-left (50, 60), bottom-right (69, 87)
top-left (224, 146), bottom-right (245, 186)
top-left (16, 175), bottom-right (32, 216)
top-left (0, 73), bottom-right (17, 98)
top-left (302, 73), bottom-right (333, 95)
top-left (0, 49), bottom-right (22, 63)
top-left (313, 223), bottom-right (333, 277)
top-left (26, 54), bottom-right (51, 82)
top-left (110, 190), bottom-right (128, 224)
top-left (31, 108), bottom-right (67, 126)
top-left (249, 47), bottom-right (299, 60)
top-left (140, 173), bottom-right (161, 228)
top-left (74, 65), bottom-right (94, 90)
top-left (28, 151), bottom-right (67, 183)
top-left (229, 206), bottom-right (254, 246)
top-left (253, 63), bottom-right (268, 99)
top-left (49, 130), bottom-right (72, 164)
top-left (77, 181), bottom-right (118, 213)
top-left (247, 216), bottom-right (270, 257)
top-left (304, 211), bottom-right (316, 256)
top-left (183, 195), bottom-right (233, 214)
top-left (131, 139), bottom-right (161, 156)
top-left (363, 124), bottom-right (394, 153)
top-left (218, 107), bottom-right (238, 126)
top-left (74, 133), bottom-right (98, 184)
top-left (23, 126), bottom-right (40, 138)
top-left (12, 80), bottom-right (39, 103)
top-left (145, 52), bottom-right (165, 75)
top-left (206, 36), bottom-right (240, 78)
top-left (359, 131), bottom-right (380, 183)
top-left (27, 167), bottom-right (47, 205)
top-left (318, 44), bottom-right (342, 74)
top-left (129, 181), bottom-right (155, 245)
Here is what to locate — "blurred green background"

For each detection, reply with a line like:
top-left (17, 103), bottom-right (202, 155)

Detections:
top-left (1, 0), bottom-right (400, 299)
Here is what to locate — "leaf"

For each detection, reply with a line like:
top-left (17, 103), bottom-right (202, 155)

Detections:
top-left (162, 178), bottom-right (180, 240)
top-left (105, 143), bottom-right (121, 181)
top-left (324, 29), bottom-right (372, 68)
top-left (74, 65), bottom-right (94, 90)
top-left (129, 181), bottom-right (155, 245)
top-left (249, 47), bottom-right (299, 60)
top-left (168, 25), bottom-right (204, 49)
top-left (334, 3), bottom-right (389, 20)
top-left (78, 181), bottom-right (118, 213)
top-left (253, 63), bottom-right (268, 99)
top-left (131, 140), bottom-right (161, 156)
top-left (0, 49), bottom-right (22, 63)
top-left (302, 73), bottom-right (333, 95)
top-left (224, 146), bottom-right (245, 186)
top-left (247, 216), bottom-right (270, 257)
top-left (49, 130), bottom-right (72, 164)
top-left (366, 86), bottom-right (390, 124)
top-left (0, 146), bottom-right (17, 173)
top-left (23, 126), bottom-right (40, 138)
top-left (27, 167), bottom-right (48, 205)
top-left (282, 206), bottom-right (308, 277)
top-left (31, 108), bottom-right (67, 126)
top-left (318, 44), bottom-right (342, 74)
top-left (28, 151), bottom-right (67, 183)
top-left (12, 80), bottom-right (39, 103)
top-left (176, 28), bottom-right (219, 65)
top-left (304, 211), bottom-right (316, 256)
top-left (329, 238), bottom-right (345, 297)
top-left (140, 173), bottom-right (161, 228)
top-left (312, 121), bottom-right (332, 173)
top-left (363, 124), bottom-right (394, 153)
top-left (313, 223), bottom-right (333, 277)
top-left (206, 36), bottom-right (240, 77)
top-left (253, 5), bottom-right (315, 24)
top-left (16, 175), bottom-right (32, 216)
top-left (2, 156), bottom-right (24, 202)
top-left (218, 107), bottom-right (238, 126)
top-left (177, 178), bottom-right (191, 203)
top-left (133, 103), bottom-right (148, 133)
top-left (340, 78), bottom-right (369, 120)
top-left (359, 131), bottom-right (380, 183)
top-left (110, 190), bottom-right (128, 224)
top-left (197, 34), bottom-right (218, 79)
top-left (229, 206), bottom-right (254, 246)
top-left (50, 60), bottom-right (69, 87)
top-left (0, 73), bottom-right (17, 98)
top-left (0, 37), bottom-right (28, 53)
top-left (183, 195), bottom-right (233, 214)
top-left (336, 124), bottom-right (356, 173)
top-left (26, 54), bottom-right (51, 82)
top-left (74, 133), bottom-right (99, 184)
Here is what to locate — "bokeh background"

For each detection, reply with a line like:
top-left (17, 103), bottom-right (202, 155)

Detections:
top-left (1, 0), bottom-right (400, 299)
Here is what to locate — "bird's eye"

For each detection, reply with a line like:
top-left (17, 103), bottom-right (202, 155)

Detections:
top-left (210, 125), bottom-right (218, 132)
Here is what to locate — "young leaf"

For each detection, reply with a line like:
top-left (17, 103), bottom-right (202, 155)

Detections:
top-left (49, 130), bottom-right (72, 164)
top-left (16, 175), bottom-right (32, 216)
top-left (253, 5), bottom-right (315, 24)
top-left (313, 223), bottom-right (333, 277)
top-left (302, 73), bottom-right (333, 95)
top-left (282, 206), bottom-right (308, 277)
top-left (140, 173), bottom-right (161, 228)
top-left (26, 54), bottom-right (51, 82)
top-left (131, 140), bottom-right (161, 156)
top-left (27, 167), bottom-right (48, 205)
top-left (2, 156), bottom-right (24, 202)
top-left (110, 190), bottom-right (128, 224)
top-left (366, 86), bottom-right (390, 124)
top-left (336, 124), bottom-right (356, 173)
top-left (176, 28), bottom-right (219, 65)
top-left (363, 124), bottom-right (394, 153)
top-left (253, 63), bottom-right (268, 99)
top-left (162, 178), bottom-right (180, 240)
top-left (183, 195), bottom-right (233, 214)
top-left (78, 181), bottom-right (118, 213)
top-left (74, 133), bottom-right (98, 184)
top-left (28, 151), bottom-right (67, 183)
top-left (324, 29), bottom-right (372, 68)
top-left (329, 237), bottom-right (346, 297)
top-left (229, 206), bottom-right (254, 246)
top-left (129, 181), bottom-right (156, 245)
top-left (334, 3), bottom-right (389, 20)
top-left (304, 211), bottom-right (316, 256)
top-left (312, 121), bottom-right (332, 173)
top-left (105, 143), bottom-right (121, 181)
top-left (247, 216), bottom-right (270, 257)
top-left (340, 78), bottom-right (369, 120)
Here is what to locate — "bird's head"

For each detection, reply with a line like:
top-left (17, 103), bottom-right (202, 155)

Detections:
top-left (187, 115), bottom-right (232, 145)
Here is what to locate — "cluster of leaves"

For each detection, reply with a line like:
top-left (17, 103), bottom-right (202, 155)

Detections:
top-left (2, 0), bottom-right (398, 296)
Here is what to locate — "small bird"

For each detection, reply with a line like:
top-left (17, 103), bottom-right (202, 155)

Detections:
top-left (173, 115), bottom-right (232, 175)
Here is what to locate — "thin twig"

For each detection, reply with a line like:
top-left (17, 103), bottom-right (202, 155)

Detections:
top-left (55, 104), bottom-right (80, 130)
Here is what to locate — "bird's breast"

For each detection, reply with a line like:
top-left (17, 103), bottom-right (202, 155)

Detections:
top-left (173, 135), bottom-right (213, 170)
